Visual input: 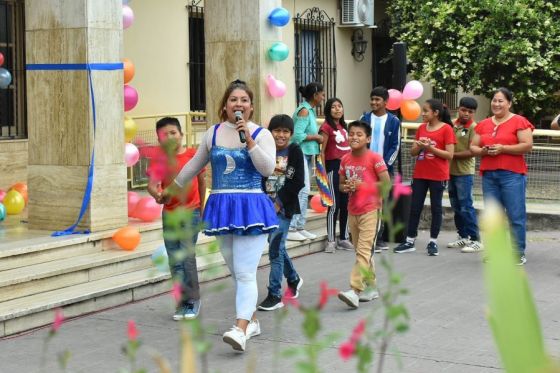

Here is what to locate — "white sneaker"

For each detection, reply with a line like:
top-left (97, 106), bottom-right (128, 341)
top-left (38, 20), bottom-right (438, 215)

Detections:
top-left (461, 240), bottom-right (484, 253)
top-left (338, 289), bottom-right (359, 309)
top-left (359, 288), bottom-right (379, 302)
top-left (246, 319), bottom-right (261, 340)
top-left (223, 326), bottom-right (246, 351)
top-left (287, 230), bottom-right (307, 241)
top-left (337, 239), bottom-right (354, 251)
top-left (298, 230), bottom-right (317, 240)
top-left (324, 241), bottom-right (336, 253)
top-left (447, 236), bottom-right (471, 248)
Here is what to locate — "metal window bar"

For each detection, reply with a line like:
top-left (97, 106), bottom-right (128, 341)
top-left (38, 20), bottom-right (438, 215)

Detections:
top-left (294, 7), bottom-right (336, 117)
top-left (0, 0), bottom-right (26, 140)
top-left (432, 87), bottom-right (458, 111)
top-left (187, 3), bottom-right (205, 112)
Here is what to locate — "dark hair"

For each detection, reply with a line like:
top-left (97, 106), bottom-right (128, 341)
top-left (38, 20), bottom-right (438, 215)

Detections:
top-left (348, 120), bottom-right (372, 137)
top-left (459, 97), bottom-right (478, 110)
top-left (298, 82), bottom-right (324, 102)
top-left (324, 97), bottom-right (347, 131)
top-left (156, 117), bottom-right (182, 134)
top-left (218, 79), bottom-right (254, 122)
top-left (268, 114), bottom-right (294, 134)
top-left (493, 87), bottom-right (513, 103)
top-left (370, 86), bottom-right (389, 101)
top-left (425, 99), bottom-right (453, 125)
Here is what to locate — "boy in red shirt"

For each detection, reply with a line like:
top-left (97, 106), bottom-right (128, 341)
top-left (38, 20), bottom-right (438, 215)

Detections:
top-left (147, 117), bottom-right (206, 320)
top-left (338, 120), bottom-right (390, 309)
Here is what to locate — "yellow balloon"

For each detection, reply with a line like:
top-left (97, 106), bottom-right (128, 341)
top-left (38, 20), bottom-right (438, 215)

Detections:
top-left (124, 116), bottom-right (138, 143)
top-left (4, 190), bottom-right (25, 215)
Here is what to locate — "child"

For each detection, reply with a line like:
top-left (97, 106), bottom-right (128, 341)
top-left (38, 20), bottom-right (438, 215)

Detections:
top-left (338, 120), bottom-right (390, 309)
top-left (393, 99), bottom-right (455, 256)
top-left (147, 117), bottom-right (206, 321)
top-left (360, 86), bottom-right (401, 253)
top-left (319, 98), bottom-right (352, 253)
top-left (447, 97), bottom-right (483, 252)
top-left (258, 114), bottom-right (305, 311)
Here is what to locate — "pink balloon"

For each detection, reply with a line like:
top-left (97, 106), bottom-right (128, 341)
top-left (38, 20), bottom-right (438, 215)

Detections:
top-left (122, 5), bottom-right (134, 29)
top-left (0, 52), bottom-right (4, 67)
top-left (127, 191), bottom-right (140, 218)
top-left (124, 85), bottom-right (138, 112)
top-left (387, 89), bottom-right (403, 110)
top-left (0, 189), bottom-right (6, 203)
top-left (125, 143), bottom-right (140, 167)
top-left (402, 80), bottom-right (424, 100)
top-left (266, 74), bottom-right (287, 98)
top-left (134, 196), bottom-right (162, 222)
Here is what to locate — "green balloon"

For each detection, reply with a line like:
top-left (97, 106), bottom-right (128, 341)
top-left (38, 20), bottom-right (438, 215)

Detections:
top-left (268, 42), bottom-right (289, 62)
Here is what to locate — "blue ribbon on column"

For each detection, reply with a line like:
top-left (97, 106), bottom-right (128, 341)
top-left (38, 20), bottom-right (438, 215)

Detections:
top-left (26, 62), bottom-right (124, 236)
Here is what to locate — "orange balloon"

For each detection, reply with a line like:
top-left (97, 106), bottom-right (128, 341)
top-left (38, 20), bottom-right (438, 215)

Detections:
top-left (310, 194), bottom-right (327, 213)
top-left (400, 100), bottom-right (421, 121)
top-left (9, 182), bottom-right (28, 204)
top-left (112, 226), bottom-right (141, 251)
top-left (123, 58), bottom-right (135, 84)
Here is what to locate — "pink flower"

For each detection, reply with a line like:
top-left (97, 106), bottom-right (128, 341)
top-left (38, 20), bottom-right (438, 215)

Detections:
top-left (171, 282), bottom-right (182, 305)
top-left (127, 320), bottom-right (138, 341)
top-left (282, 288), bottom-right (300, 308)
top-left (338, 340), bottom-right (356, 361)
top-left (392, 173), bottom-right (412, 200)
top-left (51, 308), bottom-right (64, 333)
top-left (350, 319), bottom-right (366, 342)
top-left (318, 281), bottom-right (339, 310)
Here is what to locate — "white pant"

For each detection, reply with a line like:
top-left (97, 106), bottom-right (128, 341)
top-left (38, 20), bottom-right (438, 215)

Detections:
top-left (218, 234), bottom-right (267, 320)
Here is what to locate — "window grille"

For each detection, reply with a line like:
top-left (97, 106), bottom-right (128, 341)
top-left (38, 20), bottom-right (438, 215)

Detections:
top-left (187, 2), bottom-right (205, 113)
top-left (0, 0), bottom-right (26, 140)
top-left (432, 87), bottom-right (458, 110)
top-left (294, 7), bottom-right (336, 117)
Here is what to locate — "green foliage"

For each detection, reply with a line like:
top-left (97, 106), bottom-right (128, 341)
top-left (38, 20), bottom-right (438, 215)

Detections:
top-left (387, 0), bottom-right (560, 120)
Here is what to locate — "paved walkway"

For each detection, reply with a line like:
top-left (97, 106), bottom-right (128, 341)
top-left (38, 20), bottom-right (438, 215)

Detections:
top-left (1, 230), bottom-right (559, 373)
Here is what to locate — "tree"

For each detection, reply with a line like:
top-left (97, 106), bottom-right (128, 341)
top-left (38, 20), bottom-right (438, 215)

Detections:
top-left (387, 0), bottom-right (560, 122)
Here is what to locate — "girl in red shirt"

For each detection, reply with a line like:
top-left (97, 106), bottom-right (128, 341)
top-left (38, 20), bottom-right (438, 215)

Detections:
top-left (319, 98), bottom-right (352, 253)
top-left (394, 99), bottom-right (455, 256)
top-left (470, 87), bottom-right (533, 265)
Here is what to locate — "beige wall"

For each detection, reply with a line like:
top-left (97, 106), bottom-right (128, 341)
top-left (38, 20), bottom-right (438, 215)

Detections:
top-left (0, 140), bottom-right (27, 190)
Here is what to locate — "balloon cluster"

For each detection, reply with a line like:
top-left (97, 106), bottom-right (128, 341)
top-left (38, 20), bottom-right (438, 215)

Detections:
top-left (386, 80), bottom-right (424, 121)
top-left (122, 1), bottom-right (139, 168)
top-left (265, 7), bottom-right (290, 98)
top-left (0, 182), bottom-right (28, 220)
top-left (0, 52), bottom-right (12, 89)
top-left (127, 192), bottom-right (162, 222)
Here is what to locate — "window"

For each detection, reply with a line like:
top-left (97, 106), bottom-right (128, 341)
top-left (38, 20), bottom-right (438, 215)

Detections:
top-left (0, 0), bottom-right (26, 140)
top-left (187, 2), bottom-right (205, 113)
top-left (294, 7), bottom-right (336, 116)
top-left (432, 87), bottom-right (458, 111)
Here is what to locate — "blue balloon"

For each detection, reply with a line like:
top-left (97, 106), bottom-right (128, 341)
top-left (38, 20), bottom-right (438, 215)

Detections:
top-left (0, 68), bottom-right (12, 89)
top-left (0, 203), bottom-right (6, 222)
top-left (151, 245), bottom-right (169, 273)
top-left (268, 42), bottom-right (289, 61)
top-left (268, 7), bottom-right (290, 27)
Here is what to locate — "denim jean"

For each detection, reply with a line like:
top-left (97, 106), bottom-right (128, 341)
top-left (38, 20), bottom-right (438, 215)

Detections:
top-left (407, 178), bottom-right (446, 239)
top-left (162, 209), bottom-right (201, 303)
top-left (482, 170), bottom-right (527, 254)
top-left (268, 212), bottom-right (299, 297)
top-left (448, 174), bottom-right (480, 240)
top-left (290, 154), bottom-right (312, 230)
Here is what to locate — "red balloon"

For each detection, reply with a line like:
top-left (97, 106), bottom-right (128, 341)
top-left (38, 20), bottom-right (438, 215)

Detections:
top-left (127, 191), bottom-right (140, 218)
top-left (0, 189), bottom-right (6, 203)
top-left (0, 52), bottom-right (4, 67)
top-left (134, 196), bottom-right (162, 222)
top-left (310, 194), bottom-right (327, 213)
top-left (387, 89), bottom-right (403, 110)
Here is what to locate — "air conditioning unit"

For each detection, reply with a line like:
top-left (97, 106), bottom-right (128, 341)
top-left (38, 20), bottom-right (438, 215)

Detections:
top-left (341, 0), bottom-right (374, 26)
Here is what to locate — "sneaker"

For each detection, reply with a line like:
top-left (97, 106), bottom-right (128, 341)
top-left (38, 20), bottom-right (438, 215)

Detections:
top-left (324, 241), bottom-right (336, 253)
top-left (246, 319), bottom-right (261, 340)
top-left (298, 230), bottom-right (317, 240)
top-left (517, 254), bottom-right (527, 266)
top-left (287, 230), bottom-right (307, 241)
top-left (338, 289), bottom-right (360, 309)
top-left (183, 300), bottom-right (201, 320)
top-left (258, 294), bottom-right (284, 311)
top-left (223, 326), bottom-right (246, 351)
top-left (359, 287), bottom-right (379, 302)
top-left (461, 240), bottom-right (484, 253)
top-left (393, 241), bottom-right (416, 254)
top-left (447, 236), bottom-right (471, 248)
top-left (373, 246), bottom-right (382, 254)
top-left (337, 239), bottom-right (354, 251)
top-left (427, 242), bottom-right (439, 256)
top-left (376, 240), bottom-right (389, 251)
top-left (287, 276), bottom-right (303, 299)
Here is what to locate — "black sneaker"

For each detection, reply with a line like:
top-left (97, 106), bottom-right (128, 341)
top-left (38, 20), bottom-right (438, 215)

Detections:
top-left (286, 276), bottom-right (303, 299)
top-left (257, 294), bottom-right (284, 311)
top-left (427, 242), bottom-right (439, 256)
top-left (517, 254), bottom-right (527, 266)
top-left (393, 241), bottom-right (416, 253)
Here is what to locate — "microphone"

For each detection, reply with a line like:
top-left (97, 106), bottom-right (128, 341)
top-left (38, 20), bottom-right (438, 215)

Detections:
top-left (235, 110), bottom-right (246, 143)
